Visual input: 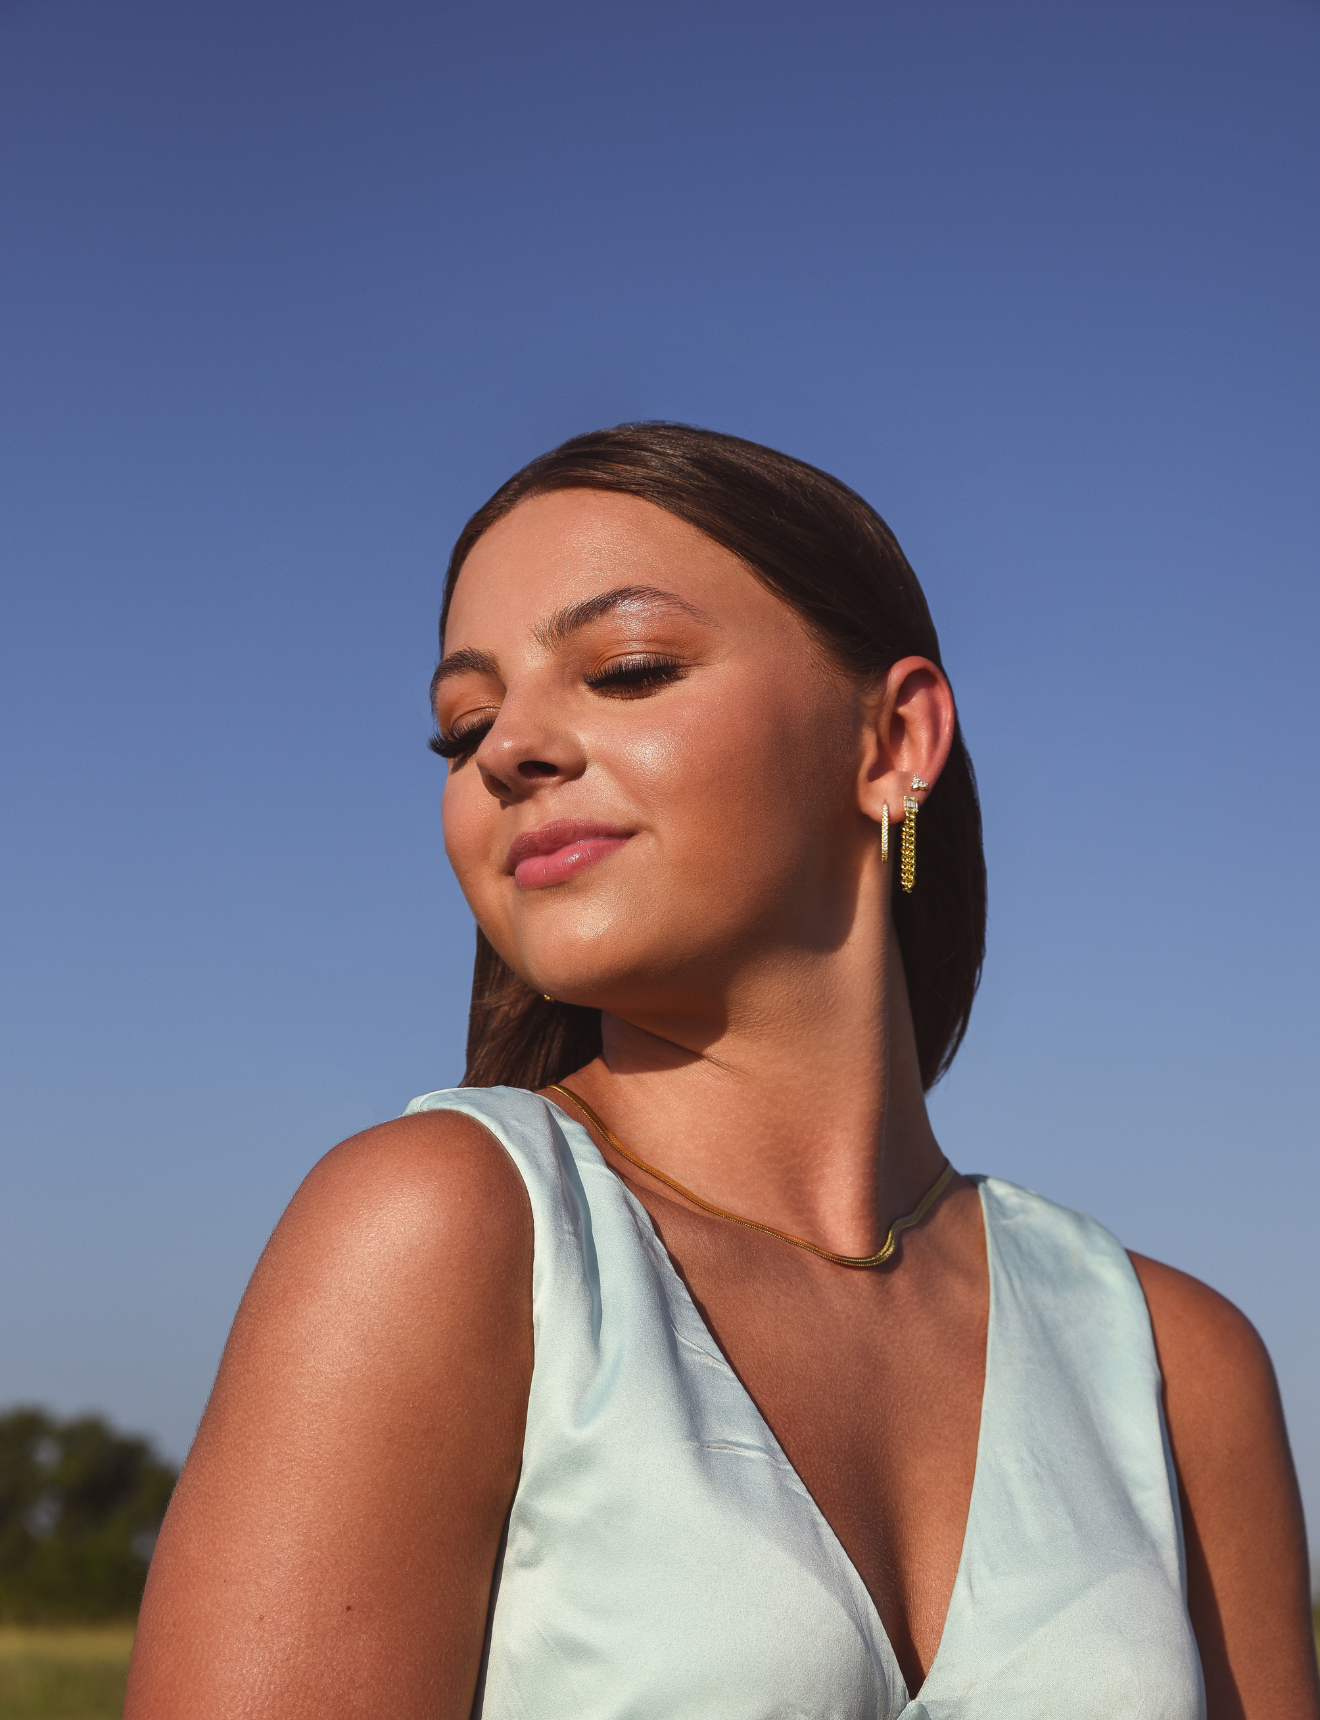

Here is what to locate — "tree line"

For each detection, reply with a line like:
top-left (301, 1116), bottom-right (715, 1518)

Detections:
top-left (0, 1407), bottom-right (177, 1622)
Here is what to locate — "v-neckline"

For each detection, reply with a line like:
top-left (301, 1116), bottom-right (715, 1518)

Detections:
top-left (546, 1098), bottom-right (995, 1709)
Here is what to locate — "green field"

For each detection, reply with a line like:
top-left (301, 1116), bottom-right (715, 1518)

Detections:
top-left (0, 1627), bottom-right (134, 1720)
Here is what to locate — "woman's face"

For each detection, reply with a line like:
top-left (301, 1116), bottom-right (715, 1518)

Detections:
top-left (437, 489), bottom-right (886, 1026)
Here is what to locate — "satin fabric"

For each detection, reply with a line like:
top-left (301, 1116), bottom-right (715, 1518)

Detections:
top-left (404, 1085), bottom-right (1205, 1719)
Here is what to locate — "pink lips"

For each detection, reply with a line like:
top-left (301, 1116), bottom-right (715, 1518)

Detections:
top-left (507, 820), bottom-right (634, 891)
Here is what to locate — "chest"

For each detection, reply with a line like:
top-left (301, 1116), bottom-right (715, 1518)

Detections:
top-left (635, 1190), bottom-right (989, 1688)
top-left (478, 1156), bottom-right (1204, 1720)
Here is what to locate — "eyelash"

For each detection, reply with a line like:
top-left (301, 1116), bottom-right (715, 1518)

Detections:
top-left (430, 655), bottom-right (687, 765)
top-left (429, 722), bottom-right (493, 762)
top-left (586, 654), bottom-right (686, 696)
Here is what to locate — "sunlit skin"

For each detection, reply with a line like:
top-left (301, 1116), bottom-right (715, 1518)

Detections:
top-left (124, 491), bottom-right (1319, 1720)
top-left (439, 490), bottom-right (955, 1248)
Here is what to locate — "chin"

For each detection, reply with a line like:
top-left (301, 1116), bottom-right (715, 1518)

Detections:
top-left (515, 934), bottom-right (664, 1011)
top-left (500, 904), bottom-right (692, 1012)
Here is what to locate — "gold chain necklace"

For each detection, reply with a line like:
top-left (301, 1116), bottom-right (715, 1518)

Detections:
top-left (547, 1083), bottom-right (955, 1269)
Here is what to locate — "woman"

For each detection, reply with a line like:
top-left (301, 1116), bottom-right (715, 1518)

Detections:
top-left (126, 425), bottom-right (1318, 1719)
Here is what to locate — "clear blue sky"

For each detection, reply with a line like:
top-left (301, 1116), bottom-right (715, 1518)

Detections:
top-left (2, 0), bottom-right (1317, 1544)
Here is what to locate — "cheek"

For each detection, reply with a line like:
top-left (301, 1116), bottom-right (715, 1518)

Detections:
top-left (440, 773), bottom-right (496, 907)
top-left (622, 670), bottom-right (855, 856)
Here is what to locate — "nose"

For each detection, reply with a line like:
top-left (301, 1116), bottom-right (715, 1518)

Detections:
top-left (473, 695), bottom-right (586, 803)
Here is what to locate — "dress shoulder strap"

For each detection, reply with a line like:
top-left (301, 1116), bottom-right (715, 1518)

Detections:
top-left (404, 1082), bottom-right (579, 1203)
top-left (403, 1084), bottom-right (610, 1323)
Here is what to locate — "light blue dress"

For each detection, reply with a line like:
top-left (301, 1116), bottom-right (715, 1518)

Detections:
top-left (405, 1085), bottom-right (1205, 1719)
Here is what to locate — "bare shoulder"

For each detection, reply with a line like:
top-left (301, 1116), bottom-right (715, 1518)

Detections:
top-left (1127, 1250), bottom-right (1284, 1546)
top-left (126, 1105), bottom-right (534, 1720)
top-left (274, 1103), bottom-right (533, 1274)
top-left (186, 1099), bottom-right (537, 1528)
top-left (209, 1103), bottom-right (536, 1374)
top-left (1128, 1252), bottom-right (1276, 1415)
top-left (1128, 1253), bottom-right (1319, 1720)
top-left (300, 1101), bottom-right (530, 1213)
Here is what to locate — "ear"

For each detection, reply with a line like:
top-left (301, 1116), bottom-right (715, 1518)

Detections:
top-left (857, 656), bottom-right (957, 827)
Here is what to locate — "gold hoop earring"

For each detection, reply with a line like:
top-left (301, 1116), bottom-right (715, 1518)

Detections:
top-left (881, 802), bottom-right (890, 863)
top-left (900, 795), bottom-right (919, 894)
top-left (542, 993), bottom-right (553, 1002)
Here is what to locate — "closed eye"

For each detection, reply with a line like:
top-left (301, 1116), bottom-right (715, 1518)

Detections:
top-left (429, 656), bottom-right (686, 765)
top-left (585, 655), bottom-right (687, 697)
top-left (429, 717), bottom-right (495, 764)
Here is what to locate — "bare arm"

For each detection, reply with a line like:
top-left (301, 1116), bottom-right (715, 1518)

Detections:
top-left (124, 1109), bottom-right (533, 1720)
top-left (1132, 1254), bottom-right (1320, 1720)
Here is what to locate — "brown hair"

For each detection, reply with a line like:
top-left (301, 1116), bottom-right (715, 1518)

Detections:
top-left (438, 423), bottom-right (986, 1092)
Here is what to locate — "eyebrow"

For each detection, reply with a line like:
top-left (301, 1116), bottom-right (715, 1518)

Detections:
top-left (430, 646), bottom-right (499, 699)
top-left (431, 585), bottom-right (712, 700)
top-left (532, 585), bottom-right (712, 651)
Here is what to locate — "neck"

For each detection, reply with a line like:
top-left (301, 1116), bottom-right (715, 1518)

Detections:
top-left (564, 890), bottom-right (945, 1259)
